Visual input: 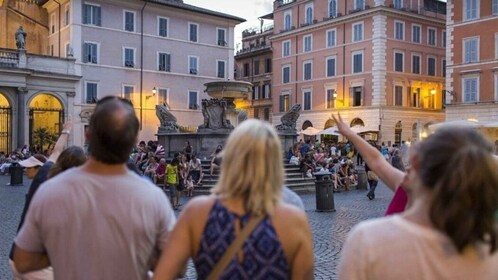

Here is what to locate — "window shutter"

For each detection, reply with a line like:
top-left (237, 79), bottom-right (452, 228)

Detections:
top-left (95, 7), bottom-right (101, 26)
top-left (349, 87), bottom-right (354, 107)
top-left (406, 87), bottom-right (412, 107)
top-left (279, 95), bottom-right (285, 112)
top-left (83, 5), bottom-right (89, 24)
top-left (83, 44), bottom-right (89, 63)
top-left (361, 86), bottom-right (365, 106)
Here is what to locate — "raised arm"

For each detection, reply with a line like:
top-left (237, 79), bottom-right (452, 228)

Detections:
top-left (332, 113), bottom-right (404, 191)
top-left (47, 117), bottom-right (72, 163)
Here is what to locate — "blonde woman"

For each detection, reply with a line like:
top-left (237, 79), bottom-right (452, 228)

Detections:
top-left (152, 119), bottom-right (314, 280)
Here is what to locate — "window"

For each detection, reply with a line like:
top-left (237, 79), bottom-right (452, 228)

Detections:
top-left (352, 51), bottom-right (363, 73)
top-left (124, 48), bottom-right (135, 67)
top-left (394, 52), bottom-right (404, 72)
top-left (328, 0), bottom-right (337, 18)
top-left (464, 0), bottom-right (479, 21)
top-left (265, 58), bottom-right (272, 73)
top-left (64, 4), bottom-right (70, 26)
top-left (217, 28), bottom-right (227, 46)
top-left (412, 24), bottom-right (421, 43)
top-left (253, 85), bottom-right (260, 100)
top-left (326, 89), bottom-right (335, 109)
top-left (428, 28), bottom-right (436, 46)
top-left (463, 37), bottom-right (479, 63)
top-left (217, 60), bottom-right (226, 78)
top-left (394, 85), bottom-right (403, 106)
top-left (83, 42), bottom-right (98, 63)
top-left (279, 93), bottom-right (290, 112)
top-left (123, 85), bottom-right (134, 101)
top-left (303, 90), bottom-right (312, 110)
top-left (124, 11), bottom-right (135, 32)
top-left (284, 10), bottom-right (292, 31)
top-left (428, 57), bottom-right (436, 76)
top-left (158, 52), bottom-right (171, 72)
top-left (158, 17), bottom-right (168, 37)
top-left (326, 56), bottom-right (336, 77)
top-left (85, 82), bottom-right (98, 104)
top-left (264, 108), bottom-right (270, 121)
top-left (303, 61), bottom-right (312, 80)
top-left (189, 23), bottom-right (198, 42)
top-left (462, 77), bottom-right (478, 102)
top-left (253, 60), bottom-right (260, 75)
top-left (305, 3), bottom-right (313, 25)
top-left (303, 35), bottom-right (312, 52)
top-left (83, 3), bottom-right (101, 26)
top-left (395, 21), bottom-right (404, 40)
top-left (188, 91), bottom-right (198, 109)
top-left (353, 22), bottom-right (363, 42)
top-left (394, 0), bottom-right (403, 9)
top-left (442, 31), bottom-right (447, 48)
top-left (51, 14), bottom-right (56, 34)
top-left (496, 33), bottom-right (498, 59)
top-left (243, 63), bottom-right (250, 77)
top-left (263, 84), bottom-right (271, 99)
top-left (158, 88), bottom-right (169, 106)
top-left (326, 29), bottom-right (336, 48)
top-left (282, 65), bottom-right (291, 83)
top-left (50, 45), bottom-right (54, 56)
top-left (351, 86), bottom-right (363, 106)
top-left (354, 0), bottom-right (365, 10)
top-left (442, 59), bottom-right (446, 77)
top-left (412, 54), bottom-right (421, 74)
top-left (188, 56), bottom-right (198, 75)
top-left (65, 43), bottom-right (71, 57)
top-left (254, 108), bottom-right (259, 119)
top-left (494, 0), bottom-right (498, 15)
top-left (283, 40), bottom-right (291, 57)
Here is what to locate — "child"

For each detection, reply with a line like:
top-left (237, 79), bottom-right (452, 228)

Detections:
top-left (185, 174), bottom-right (194, 197)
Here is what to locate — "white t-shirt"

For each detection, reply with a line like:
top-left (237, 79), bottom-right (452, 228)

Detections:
top-left (338, 215), bottom-right (498, 280)
top-left (15, 167), bottom-right (176, 280)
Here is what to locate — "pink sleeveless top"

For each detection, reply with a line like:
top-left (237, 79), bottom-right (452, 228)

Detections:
top-left (385, 186), bottom-right (408, 216)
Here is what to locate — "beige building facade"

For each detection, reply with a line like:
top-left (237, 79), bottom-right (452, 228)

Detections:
top-left (271, 0), bottom-right (446, 144)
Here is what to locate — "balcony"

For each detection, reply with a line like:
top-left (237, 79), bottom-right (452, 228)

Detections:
top-left (323, 12), bottom-right (343, 21)
top-left (0, 48), bottom-right (77, 76)
top-left (274, 0), bottom-right (295, 9)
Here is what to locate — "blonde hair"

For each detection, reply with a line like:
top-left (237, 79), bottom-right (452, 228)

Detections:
top-left (211, 119), bottom-right (284, 216)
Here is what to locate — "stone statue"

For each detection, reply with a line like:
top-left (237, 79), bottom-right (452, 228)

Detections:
top-left (156, 104), bottom-right (179, 133)
top-left (198, 99), bottom-right (233, 131)
top-left (15, 26), bottom-right (27, 50)
top-left (275, 104), bottom-right (301, 132)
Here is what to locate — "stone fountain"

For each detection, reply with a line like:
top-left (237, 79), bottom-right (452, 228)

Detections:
top-left (156, 80), bottom-right (252, 158)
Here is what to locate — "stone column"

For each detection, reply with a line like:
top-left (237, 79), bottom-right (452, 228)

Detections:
top-left (17, 87), bottom-right (28, 149)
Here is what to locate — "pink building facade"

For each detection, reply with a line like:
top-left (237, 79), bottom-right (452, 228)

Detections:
top-left (445, 0), bottom-right (498, 139)
top-left (271, 0), bottom-right (446, 144)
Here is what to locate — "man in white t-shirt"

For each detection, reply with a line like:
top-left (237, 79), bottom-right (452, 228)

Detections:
top-left (13, 96), bottom-right (176, 280)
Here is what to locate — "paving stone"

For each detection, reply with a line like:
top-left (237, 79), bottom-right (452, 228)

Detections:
top-left (0, 175), bottom-right (392, 280)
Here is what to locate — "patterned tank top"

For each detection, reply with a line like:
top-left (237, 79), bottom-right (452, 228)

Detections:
top-left (194, 199), bottom-right (290, 279)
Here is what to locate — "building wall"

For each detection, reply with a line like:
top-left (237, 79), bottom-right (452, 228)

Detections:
top-left (43, 0), bottom-right (242, 145)
top-left (271, 0), bottom-right (446, 143)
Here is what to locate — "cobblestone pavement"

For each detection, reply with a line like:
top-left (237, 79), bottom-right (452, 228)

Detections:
top-left (0, 175), bottom-right (391, 280)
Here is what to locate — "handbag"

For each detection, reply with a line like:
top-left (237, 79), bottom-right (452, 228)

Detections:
top-left (367, 170), bottom-right (379, 181)
top-left (206, 215), bottom-right (264, 280)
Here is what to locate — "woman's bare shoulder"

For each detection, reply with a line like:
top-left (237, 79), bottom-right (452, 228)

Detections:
top-left (273, 202), bottom-right (308, 224)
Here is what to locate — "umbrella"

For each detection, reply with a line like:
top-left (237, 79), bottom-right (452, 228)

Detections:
top-left (299, 127), bottom-right (321, 135)
top-left (482, 121), bottom-right (498, 128)
top-left (428, 120), bottom-right (482, 131)
top-left (317, 126), bottom-right (340, 136)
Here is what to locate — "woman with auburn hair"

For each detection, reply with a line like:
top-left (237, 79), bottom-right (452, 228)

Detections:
top-left (338, 115), bottom-right (498, 279)
top-left (152, 119), bottom-right (314, 280)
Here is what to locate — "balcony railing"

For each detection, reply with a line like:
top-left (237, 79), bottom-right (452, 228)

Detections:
top-left (0, 49), bottom-right (19, 67)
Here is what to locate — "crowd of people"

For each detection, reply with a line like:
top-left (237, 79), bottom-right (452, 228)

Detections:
top-left (7, 96), bottom-right (497, 280)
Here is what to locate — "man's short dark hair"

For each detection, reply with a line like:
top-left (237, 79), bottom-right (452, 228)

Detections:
top-left (89, 97), bottom-right (139, 164)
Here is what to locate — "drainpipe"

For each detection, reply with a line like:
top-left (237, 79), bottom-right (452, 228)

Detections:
top-left (53, 0), bottom-right (61, 57)
top-left (140, 1), bottom-right (148, 130)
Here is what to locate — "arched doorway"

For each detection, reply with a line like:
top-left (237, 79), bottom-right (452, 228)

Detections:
top-left (0, 93), bottom-right (12, 153)
top-left (322, 118), bottom-right (338, 143)
top-left (29, 94), bottom-right (64, 154)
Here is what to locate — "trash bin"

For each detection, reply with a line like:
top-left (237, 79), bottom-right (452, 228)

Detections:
top-left (314, 170), bottom-right (335, 212)
top-left (9, 162), bottom-right (23, 186)
top-left (356, 166), bottom-right (368, 190)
